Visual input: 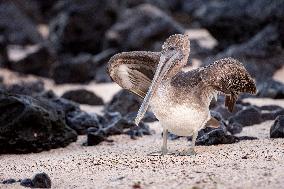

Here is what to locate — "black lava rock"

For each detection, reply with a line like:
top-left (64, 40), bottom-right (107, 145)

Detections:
top-left (195, 0), bottom-right (284, 48)
top-left (205, 25), bottom-right (283, 82)
top-left (10, 45), bottom-right (56, 77)
top-left (49, 0), bottom-right (119, 54)
top-left (85, 127), bottom-right (106, 146)
top-left (51, 53), bottom-right (96, 84)
top-left (66, 111), bottom-right (102, 135)
top-left (0, 1), bottom-right (42, 45)
top-left (31, 173), bottom-right (51, 188)
top-left (257, 79), bottom-right (284, 99)
top-left (213, 104), bottom-right (243, 120)
top-left (62, 89), bottom-right (104, 105)
top-left (14, 0), bottom-right (59, 24)
top-left (85, 111), bottom-right (151, 145)
top-left (259, 105), bottom-right (283, 111)
top-left (228, 106), bottom-right (263, 126)
top-left (2, 179), bottom-right (17, 184)
top-left (196, 129), bottom-right (238, 146)
top-left (270, 115), bottom-right (284, 138)
top-left (0, 93), bottom-right (77, 154)
top-left (105, 90), bottom-right (142, 116)
top-left (92, 48), bottom-right (117, 83)
top-left (20, 179), bottom-right (34, 188)
top-left (6, 80), bottom-right (45, 96)
top-left (105, 4), bottom-right (184, 51)
top-left (227, 122), bottom-right (243, 135)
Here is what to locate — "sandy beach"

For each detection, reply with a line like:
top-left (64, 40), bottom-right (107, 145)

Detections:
top-left (1, 77), bottom-right (284, 189)
top-left (0, 1), bottom-right (284, 187)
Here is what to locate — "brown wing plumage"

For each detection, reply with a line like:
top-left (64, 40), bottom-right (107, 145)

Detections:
top-left (201, 57), bottom-right (256, 112)
top-left (107, 51), bottom-right (160, 98)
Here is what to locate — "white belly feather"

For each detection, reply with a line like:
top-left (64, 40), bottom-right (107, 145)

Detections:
top-left (150, 85), bottom-right (211, 136)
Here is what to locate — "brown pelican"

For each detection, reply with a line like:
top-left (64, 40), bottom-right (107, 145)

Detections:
top-left (108, 34), bottom-right (256, 156)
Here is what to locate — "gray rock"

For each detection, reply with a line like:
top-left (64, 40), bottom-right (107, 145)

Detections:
top-left (105, 90), bottom-right (142, 116)
top-left (270, 115), bottom-right (284, 138)
top-left (0, 1), bottom-right (42, 45)
top-left (105, 4), bottom-right (184, 51)
top-left (257, 79), bottom-right (284, 99)
top-left (51, 53), bottom-right (96, 84)
top-left (49, 0), bottom-right (119, 54)
top-left (195, 0), bottom-right (284, 48)
top-left (204, 25), bottom-right (283, 82)
top-left (228, 106), bottom-right (263, 126)
top-left (66, 111), bottom-right (102, 135)
top-left (10, 45), bottom-right (56, 77)
top-left (6, 80), bottom-right (45, 96)
top-left (196, 129), bottom-right (238, 146)
top-left (31, 173), bottom-right (51, 188)
top-left (2, 179), bottom-right (17, 184)
top-left (0, 93), bottom-right (77, 154)
top-left (227, 122), bottom-right (243, 135)
top-left (20, 179), bottom-right (33, 188)
top-left (62, 89), bottom-right (104, 105)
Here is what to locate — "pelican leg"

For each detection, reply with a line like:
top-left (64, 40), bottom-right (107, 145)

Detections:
top-left (178, 131), bottom-right (198, 156)
top-left (148, 129), bottom-right (169, 156)
top-left (161, 129), bottom-right (168, 155)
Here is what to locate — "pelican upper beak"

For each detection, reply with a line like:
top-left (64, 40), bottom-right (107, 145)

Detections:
top-left (134, 49), bottom-right (183, 126)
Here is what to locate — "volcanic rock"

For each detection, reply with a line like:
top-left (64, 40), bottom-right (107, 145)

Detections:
top-left (52, 53), bottom-right (95, 84)
top-left (62, 89), bottom-right (104, 105)
top-left (195, 0), bottom-right (284, 48)
top-left (2, 179), bottom-right (17, 184)
top-left (6, 80), bottom-right (45, 96)
top-left (31, 173), bottom-right (51, 188)
top-left (0, 1), bottom-right (42, 45)
top-left (10, 45), bottom-right (56, 77)
top-left (49, 0), bottom-right (119, 54)
top-left (105, 4), bottom-right (184, 51)
top-left (270, 115), bottom-right (284, 138)
top-left (105, 90), bottom-right (142, 116)
top-left (66, 111), bottom-right (102, 135)
top-left (196, 129), bottom-right (238, 146)
top-left (0, 93), bottom-right (77, 154)
top-left (205, 25), bottom-right (283, 82)
top-left (257, 79), bottom-right (284, 99)
top-left (20, 179), bottom-right (33, 188)
top-left (227, 122), bottom-right (243, 135)
top-left (228, 106), bottom-right (263, 126)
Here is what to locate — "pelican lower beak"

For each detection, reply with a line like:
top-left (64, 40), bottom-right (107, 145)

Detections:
top-left (134, 50), bottom-right (183, 126)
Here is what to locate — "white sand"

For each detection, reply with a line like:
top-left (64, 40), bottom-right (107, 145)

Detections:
top-left (0, 60), bottom-right (284, 189)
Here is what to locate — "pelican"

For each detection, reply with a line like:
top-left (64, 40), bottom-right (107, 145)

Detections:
top-left (108, 34), bottom-right (256, 155)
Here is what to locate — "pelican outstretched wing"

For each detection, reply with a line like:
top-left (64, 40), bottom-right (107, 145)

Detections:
top-left (202, 57), bottom-right (256, 112)
top-left (108, 51), bottom-right (160, 98)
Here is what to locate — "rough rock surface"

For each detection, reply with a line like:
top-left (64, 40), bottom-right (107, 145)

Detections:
top-left (49, 0), bottom-right (119, 54)
top-left (10, 45), bottom-right (56, 77)
top-left (205, 25), bottom-right (284, 82)
top-left (105, 4), bottom-right (184, 51)
top-left (85, 111), bottom-right (151, 146)
top-left (196, 129), bottom-right (238, 146)
top-left (105, 90), bottom-right (142, 116)
top-left (0, 1), bottom-right (42, 45)
top-left (229, 106), bottom-right (263, 126)
top-left (51, 53), bottom-right (96, 84)
top-left (62, 89), bottom-right (104, 105)
top-left (195, 0), bottom-right (284, 48)
top-left (66, 111), bottom-right (102, 135)
top-left (257, 79), bottom-right (284, 99)
top-left (0, 93), bottom-right (77, 154)
top-left (5, 80), bottom-right (45, 96)
top-left (270, 115), bottom-right (284, 138)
